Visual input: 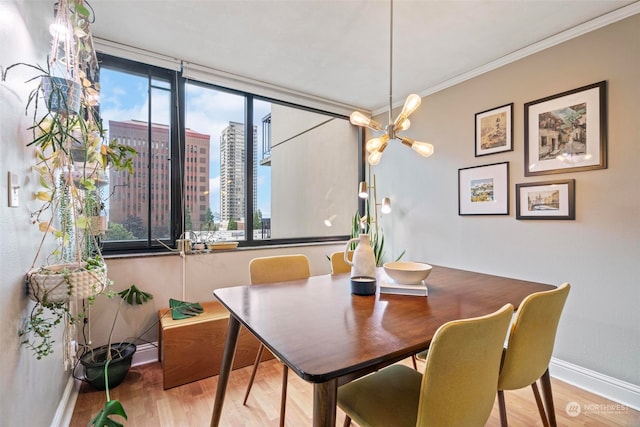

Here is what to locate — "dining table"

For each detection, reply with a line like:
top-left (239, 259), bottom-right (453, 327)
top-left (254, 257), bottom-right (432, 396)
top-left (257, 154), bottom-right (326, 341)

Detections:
top-left (209, 264), bottom-right (556, 427)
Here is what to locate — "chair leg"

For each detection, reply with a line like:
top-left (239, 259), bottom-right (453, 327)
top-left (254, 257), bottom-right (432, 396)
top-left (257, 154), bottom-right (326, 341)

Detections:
top-left (411, 355), bottom-right (417, 370)
top-left (279, 365), bottom-right (288, 427)
top-left (343, 415), bottom-right (352, 427)
top-left (243, 343), bottom-right (265, 405)
top-left (531, 381), bottom-right (550, 427)
top-left (540, 369), bottom-right (557, 427)
top-left (498, 390), bottom-right (508, 427)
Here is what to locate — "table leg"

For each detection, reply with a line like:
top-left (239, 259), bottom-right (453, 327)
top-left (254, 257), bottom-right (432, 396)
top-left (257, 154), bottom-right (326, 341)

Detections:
top-left (313, 379), bottom-right (337, 427)
top-left (210, 315), bottom-right (240, 427)
top-left (540, 368), bottom-right (557, 427)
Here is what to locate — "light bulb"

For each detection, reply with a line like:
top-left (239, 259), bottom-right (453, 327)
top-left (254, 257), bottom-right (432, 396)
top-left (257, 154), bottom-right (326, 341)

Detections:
top-left (358, 181), bottom-right (368, 199)
top-left (401, 137), bottom-right (434, 158)
top-left (350, 111), bottom-right (382, 131)
top-left (411, 140), bottom-right (435, 157)
top-left (365, 134), bottom-right (389, 153)
top-left (368, 150), bottom-right (383, 165)
top-left (400, 94), bottom-right (422, 117)
top-left (395, 117), bottom-right (410, 132)
top-left (381, 197), bottom-right (391, 214)
top-left (49, 22), bottom-right (69, 37)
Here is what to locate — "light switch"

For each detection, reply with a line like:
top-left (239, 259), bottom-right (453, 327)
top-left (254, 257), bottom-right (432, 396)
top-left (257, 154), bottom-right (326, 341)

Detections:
top-left (8, 172), bottom-right (19, 207)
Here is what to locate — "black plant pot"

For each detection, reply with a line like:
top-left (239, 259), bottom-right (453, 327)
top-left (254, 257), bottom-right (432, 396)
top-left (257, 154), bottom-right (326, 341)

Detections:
top-left (80, 342), bottom-right (136, 390)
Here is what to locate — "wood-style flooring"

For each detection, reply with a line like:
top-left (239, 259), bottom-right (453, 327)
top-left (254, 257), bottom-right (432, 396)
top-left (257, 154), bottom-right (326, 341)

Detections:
top-left (70, 359), bottom-right (639, 426)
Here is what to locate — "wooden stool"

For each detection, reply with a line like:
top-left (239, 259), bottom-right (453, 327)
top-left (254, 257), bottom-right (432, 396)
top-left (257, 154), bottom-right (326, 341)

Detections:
top-left (158, 300), bottom-right (272, 389)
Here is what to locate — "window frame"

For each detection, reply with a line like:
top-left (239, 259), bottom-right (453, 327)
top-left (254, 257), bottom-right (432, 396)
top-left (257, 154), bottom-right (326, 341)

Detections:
top-left (98, 53), bottom-right (363, 254)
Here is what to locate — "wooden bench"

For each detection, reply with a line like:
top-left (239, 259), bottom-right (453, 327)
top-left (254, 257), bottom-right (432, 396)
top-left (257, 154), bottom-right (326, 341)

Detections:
top-left (158, 300), bottom-right (272, 389)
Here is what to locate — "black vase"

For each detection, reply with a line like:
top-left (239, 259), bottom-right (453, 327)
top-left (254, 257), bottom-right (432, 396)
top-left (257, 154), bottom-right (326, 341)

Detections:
top-left (79, 342), bottom-right (137, 390)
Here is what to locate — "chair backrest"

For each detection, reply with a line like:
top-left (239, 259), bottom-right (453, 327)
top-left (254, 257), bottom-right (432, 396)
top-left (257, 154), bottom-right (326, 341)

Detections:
top-left (498, 282), bottom-right (570, 391)
top-left (417, 304), bottom-right (514, 427)
top-left (249, 254), bottom-right (311, 285)
top-left (330, 251), bottom-right (353, 275)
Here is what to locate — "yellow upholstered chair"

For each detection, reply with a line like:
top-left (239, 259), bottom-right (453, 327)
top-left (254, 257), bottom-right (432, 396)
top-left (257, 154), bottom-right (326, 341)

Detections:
top-left (338, 304), bottom-right (514, 427)
top-left (330, 250), bottom-right (353, 275)
top-left (243, 254), bottom-right (311, 427)
top-left (497, 282), bottom-right (570, 427)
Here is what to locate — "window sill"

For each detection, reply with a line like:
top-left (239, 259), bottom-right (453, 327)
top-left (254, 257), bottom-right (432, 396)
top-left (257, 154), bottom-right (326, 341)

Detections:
top-left (103, 240), bottom-right (348, 260)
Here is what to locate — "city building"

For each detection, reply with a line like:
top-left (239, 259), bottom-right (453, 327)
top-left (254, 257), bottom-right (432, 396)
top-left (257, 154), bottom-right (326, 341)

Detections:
top-left (220, 121), bottom-right (256, 224)
top-left (108, 120), bottom-right (210, 234)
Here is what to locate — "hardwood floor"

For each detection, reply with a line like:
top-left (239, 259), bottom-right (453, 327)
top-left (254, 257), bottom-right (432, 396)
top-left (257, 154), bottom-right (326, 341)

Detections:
top-left (70, 359), bottom-right (639, 426)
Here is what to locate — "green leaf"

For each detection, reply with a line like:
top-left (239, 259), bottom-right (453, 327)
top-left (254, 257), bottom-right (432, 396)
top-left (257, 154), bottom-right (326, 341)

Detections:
top-left (88, 400), bottom-right (127, 427)
top-left (80, 178), bottom-right (97, 191)
top-left (74, 3), bottom-right (91, 17)
top-left (118, 284), bottom-right (153, 306)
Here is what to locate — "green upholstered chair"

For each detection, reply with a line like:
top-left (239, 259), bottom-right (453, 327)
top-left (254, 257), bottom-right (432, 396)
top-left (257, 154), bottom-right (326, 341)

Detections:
top-left (497, 283), bottom-right (570, 427)
top-left (338, 303), bottom-right (514, 427)
top-left (242, 254), bottom-right (311, 427)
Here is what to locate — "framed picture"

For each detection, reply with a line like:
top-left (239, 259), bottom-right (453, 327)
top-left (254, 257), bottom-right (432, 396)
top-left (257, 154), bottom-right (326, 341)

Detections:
top-left (524, 81), bottom-right (607, 176)
top-left (516, 179), bottom-right (575, 220)
top-left (458, 162), bottom-right (509, 215)
top-left (475, 103), bottom-right (513, 156)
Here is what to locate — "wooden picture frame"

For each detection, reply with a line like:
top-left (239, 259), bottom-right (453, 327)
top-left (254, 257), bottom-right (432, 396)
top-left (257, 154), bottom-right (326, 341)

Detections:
top-left (524, 81), bottom-right (607, 176)
top-left (475, 103), bottom-right (513, 156)
top-left (458, 162), bottom-right (509, 215)
top-left (516, 179), bottom-right (575, 220)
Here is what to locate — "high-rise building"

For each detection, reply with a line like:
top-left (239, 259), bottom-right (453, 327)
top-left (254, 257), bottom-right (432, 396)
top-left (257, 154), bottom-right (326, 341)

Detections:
top-left (108, 120), bottom-right (210, 236)
top-left (220, 121), bottom-right (257, 223)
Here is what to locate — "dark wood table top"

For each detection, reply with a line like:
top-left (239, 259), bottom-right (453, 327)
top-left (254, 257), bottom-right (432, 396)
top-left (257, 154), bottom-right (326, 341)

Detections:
top-left (213, 264), bottom-right (555, 383)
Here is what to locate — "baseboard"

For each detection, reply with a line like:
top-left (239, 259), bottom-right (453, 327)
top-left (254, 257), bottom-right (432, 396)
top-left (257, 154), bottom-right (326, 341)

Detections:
top-left (132, 341), bottom-right (159, 366)
top-left (51, 374), bottom-right (80, 427)
top-left (550, 357), bottom-right (640, 411)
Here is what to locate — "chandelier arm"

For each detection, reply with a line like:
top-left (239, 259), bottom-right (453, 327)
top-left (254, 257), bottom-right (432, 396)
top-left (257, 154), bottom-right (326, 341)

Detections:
top-left (399, 136), bottom-right (414, 148)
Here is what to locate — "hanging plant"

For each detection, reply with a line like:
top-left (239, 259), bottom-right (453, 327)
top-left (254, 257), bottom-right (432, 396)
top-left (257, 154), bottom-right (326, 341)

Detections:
top-left (3, 0), bottom-right (137, 363)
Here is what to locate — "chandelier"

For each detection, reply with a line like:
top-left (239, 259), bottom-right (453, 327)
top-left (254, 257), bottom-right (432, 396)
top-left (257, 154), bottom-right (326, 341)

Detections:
top-left (350, 0), bottom-right (434, 165)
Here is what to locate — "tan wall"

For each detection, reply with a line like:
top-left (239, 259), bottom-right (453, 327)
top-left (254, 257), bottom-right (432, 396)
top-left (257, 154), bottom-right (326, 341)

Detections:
top-left (372, 14), bottom-right (640, 386)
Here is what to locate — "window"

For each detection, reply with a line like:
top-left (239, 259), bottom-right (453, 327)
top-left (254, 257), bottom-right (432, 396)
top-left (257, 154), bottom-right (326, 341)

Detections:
top-left (99, 55), bottom-right (178, 252)
top-left (98, 53), bottom-right (360, 253)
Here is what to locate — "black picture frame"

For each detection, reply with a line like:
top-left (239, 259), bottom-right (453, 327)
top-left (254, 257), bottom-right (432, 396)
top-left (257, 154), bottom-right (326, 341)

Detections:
top-left (524, 81), bottom-right (607, 176)
top-left (516, 179), bottom-right (575, 220)
top-left (458, 162), bottom-right (509, 215)
top-left (475, 103), bottom-right (513, 157)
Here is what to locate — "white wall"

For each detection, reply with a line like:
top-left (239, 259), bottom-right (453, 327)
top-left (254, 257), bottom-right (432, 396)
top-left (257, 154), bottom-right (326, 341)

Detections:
top-left (373, 14), bottom-right (639, 388)
top-left (270, 104), bottom-right (358, 238)
top-left (0, 1), bottom-right (71, 425)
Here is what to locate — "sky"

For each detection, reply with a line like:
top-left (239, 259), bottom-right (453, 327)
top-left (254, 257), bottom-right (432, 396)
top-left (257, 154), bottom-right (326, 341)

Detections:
top-left (99, 68), bottom-right (272, 218)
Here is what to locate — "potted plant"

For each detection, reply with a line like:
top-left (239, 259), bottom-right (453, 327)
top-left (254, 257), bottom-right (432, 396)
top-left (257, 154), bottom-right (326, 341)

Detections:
top-left (81, 286), bottom-right (199, 427)
top-left (79, 284), bottom-right (153, 391)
